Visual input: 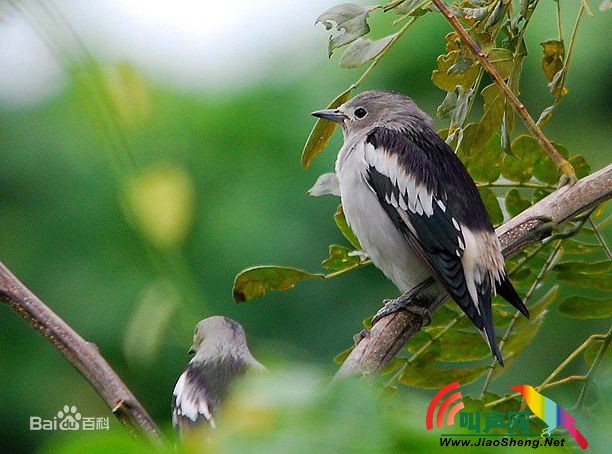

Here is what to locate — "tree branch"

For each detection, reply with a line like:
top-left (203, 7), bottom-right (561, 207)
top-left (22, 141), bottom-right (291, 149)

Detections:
top-left (336, 163), bottom-right (612, 378)
top-left (0, 263), bottom-right (165, 443)
top-left (429, 0), bottom-right (576, 182)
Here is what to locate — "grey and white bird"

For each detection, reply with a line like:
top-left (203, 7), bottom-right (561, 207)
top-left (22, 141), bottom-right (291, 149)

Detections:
top-left (311, 90), bottom-right (529, 365)
top-left (171, 316), bottom-right (265, 433)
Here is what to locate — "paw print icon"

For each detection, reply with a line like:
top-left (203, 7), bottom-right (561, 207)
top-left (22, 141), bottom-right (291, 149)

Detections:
top-left (57, 405), bottom-right (81, 430)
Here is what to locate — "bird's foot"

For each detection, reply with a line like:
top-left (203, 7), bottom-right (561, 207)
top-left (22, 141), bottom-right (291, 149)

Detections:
top-left (371, 278), bottom-right (435, 326)
top-left (372, 299), bottom-right (431, 326)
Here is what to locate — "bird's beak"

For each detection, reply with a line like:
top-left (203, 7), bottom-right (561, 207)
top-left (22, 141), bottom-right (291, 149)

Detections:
top-left (187, 345), bottom-right (196, 355)
top-left (311, 109), bottom-right (346, 124)
top-left (509, 385), bottom-right (522, 392)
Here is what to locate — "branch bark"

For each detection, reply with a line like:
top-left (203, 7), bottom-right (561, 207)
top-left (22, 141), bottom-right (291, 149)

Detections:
top-left (336, 163), bottom-right (612, 378)
top-left (0, 263), bottom-right (165, 443)
top-left (429, 0), bottom-right (576, 182)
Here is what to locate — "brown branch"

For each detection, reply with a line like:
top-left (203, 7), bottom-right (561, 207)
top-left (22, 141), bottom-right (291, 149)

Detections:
top-left (336, 163), bottom-right (612, 378)
top-left (430, 0), bottom-right (576, 182)
top-left (0, 263), bottom-right (166, 444)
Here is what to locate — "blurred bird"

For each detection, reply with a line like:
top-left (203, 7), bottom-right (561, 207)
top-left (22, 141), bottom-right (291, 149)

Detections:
top-left (172, 316), bottom-right (265, 433)
top-left (510, 384), bottom-right (588, 449)
top-left (311, 90), bottom-right (528, 365)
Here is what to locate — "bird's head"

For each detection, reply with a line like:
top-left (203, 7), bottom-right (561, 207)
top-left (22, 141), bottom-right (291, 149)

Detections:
top-left (188, 316), bottom-right (248, 357)
top-left (311, 89), bottom-right (433, 139)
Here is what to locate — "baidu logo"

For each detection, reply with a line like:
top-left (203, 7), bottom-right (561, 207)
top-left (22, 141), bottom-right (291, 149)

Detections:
top-left (30, 405), bottom-right (109, 431)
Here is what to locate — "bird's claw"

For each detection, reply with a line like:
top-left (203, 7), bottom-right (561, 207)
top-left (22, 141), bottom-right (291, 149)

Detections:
top-left (372, 298), bottom-right (431, 326)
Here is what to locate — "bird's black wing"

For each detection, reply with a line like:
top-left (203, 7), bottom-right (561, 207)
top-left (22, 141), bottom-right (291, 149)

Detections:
top-left (363, 126), bottom-right (522, 363)
top-left (172, 363), bottom-right (217, 430)
top-left (172, 357), bottom-right (248, 431)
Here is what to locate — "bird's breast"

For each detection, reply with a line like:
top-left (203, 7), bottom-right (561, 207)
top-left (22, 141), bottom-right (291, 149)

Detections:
top-left (335, 143), bottom-right (430, 293)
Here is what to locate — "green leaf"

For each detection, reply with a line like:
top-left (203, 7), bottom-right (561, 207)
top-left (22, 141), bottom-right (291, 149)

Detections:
top-left (307, 172), bottom-right (340, 197)
top-left (463, 135), bottom-right (502, 183)
top-left (553, 260), bottom-right (612, 274)
top-left (561, 239), bottom-right (600, 255)
top-left (536, 105), bottom-right (555, 128)
top-left (232, 266), bottom-right (323, 303)
top-left (533, 142), bottom-right (568, 184)
top-left (478, 187), bottom-right (504, 225)
top-left (432, 51), bottom-right (479, 91)
top-left (448, 57), bottom-right (473, 74)
top-left (526, 285), bottom-right (559, 321)
top-left (333, 346), bottom-right (354, 364)
top-left (486, 0), bottom-right (505, 28)
top-left (583, 340), bottom-right (607, 367)
top-left (504, 286), bottom-right (558, 358)
top-left (487, 48), bottom-right (513, 79)
top-left (460, 7), bottom-right (488, 21)
top-left (339, 34), bottom-right (396, 68)
top-left (316, 4), bottom-right (371, 56)
top-left (334, 204), bottom-right (362, 249)
top-left (437, 330), bottom-right (492, 362)
top-left (322, 244), bottom-right (361, 271)
top-left (541, 40), bottom-right (567, 97)
top-left (436, 90), bottom-right (457, 119)
top-left (393, 0), bottom-right (430, 16)
top-left (503, 310), bottom-right (547, 357)
top-left (548, 68), bottom-right (567, 98)
top-left (501, 135), bottom-right (539, 182)
top-left (556, 271), bottom-right (612, 291)
top-left (505, 189), bottom-right (531, 217)
top-left (540, 40), bottom-right (565, 81)
top-left (459, 84), bottom-right (504, 154)
top-left (451, 86), bottom-right (472, 126)
top-left (427, 305), bottom-right (469, 329)
top-left (302, 88), bottom-right (353, 168)
top-left (559, 296), bottom-right (612, 319)
top-left (569, 155), bottom-right (591, 179)
top-left (398, 363), bottom-right (488, 388)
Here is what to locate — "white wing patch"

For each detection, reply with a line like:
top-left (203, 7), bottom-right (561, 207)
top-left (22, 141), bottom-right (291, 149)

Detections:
top-left (172, 369), bottom-right (215, 429)
top-left (364, 143), bottom-right (436, 217)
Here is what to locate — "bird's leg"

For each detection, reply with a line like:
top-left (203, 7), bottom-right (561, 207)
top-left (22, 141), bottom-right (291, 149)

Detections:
top-left (372, 278), bottom-right (436, 326)
top-left (541, 428), bottom-right (551, 438)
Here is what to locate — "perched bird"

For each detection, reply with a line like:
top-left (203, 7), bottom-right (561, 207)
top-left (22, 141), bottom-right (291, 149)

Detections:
top-left (172, 316), bottom-right (265, 433)
top-left (510, 384), bottom-right (588, 449)
top-left (311, 90), bottom-right (528, 364)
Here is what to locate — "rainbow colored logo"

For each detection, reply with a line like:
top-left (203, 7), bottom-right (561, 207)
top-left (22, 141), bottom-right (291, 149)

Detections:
top-left (425, 381), bottom-right (464, 430)
top-left (510, 384), bottom-right (588, 449)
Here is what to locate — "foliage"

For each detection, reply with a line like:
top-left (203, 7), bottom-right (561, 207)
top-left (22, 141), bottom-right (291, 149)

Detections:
top-left (234, 0), bottom-right (611, 404)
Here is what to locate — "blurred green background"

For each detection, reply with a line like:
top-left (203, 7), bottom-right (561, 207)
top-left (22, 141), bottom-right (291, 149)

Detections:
top-left (0, 1), bottom-right (609, 452)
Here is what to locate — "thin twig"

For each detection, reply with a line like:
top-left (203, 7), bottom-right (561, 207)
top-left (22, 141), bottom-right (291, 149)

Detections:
top-left (429, 0), bottom-right (576, 183)
top-left (575, 325), bottom-right (612, 408)
top-left (0, 263), bottom-right (165, 443)
top-left (485, 375), bottom-right (586, 408)
top-left (588, 217), bottom-right (612, 259)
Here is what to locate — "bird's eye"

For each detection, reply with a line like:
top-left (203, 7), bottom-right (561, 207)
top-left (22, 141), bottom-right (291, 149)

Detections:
top-left (354, 107), bottom-right (367, 119)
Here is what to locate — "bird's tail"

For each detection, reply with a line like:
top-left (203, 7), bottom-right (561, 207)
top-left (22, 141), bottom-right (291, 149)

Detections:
top-left (563, 418), bottom-right (588, 449)
top-left (477, 280), bottom-right (504, 366)
top-left (496, 273), bottom-right (529, 318)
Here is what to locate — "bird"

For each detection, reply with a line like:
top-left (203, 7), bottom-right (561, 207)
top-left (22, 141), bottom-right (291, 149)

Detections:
top-left (311, 89), bottom-right (529, 365)
top-left (171, 316), bottom-right (265, 434)
top-left (510, 384), bottom-right (588, 449)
